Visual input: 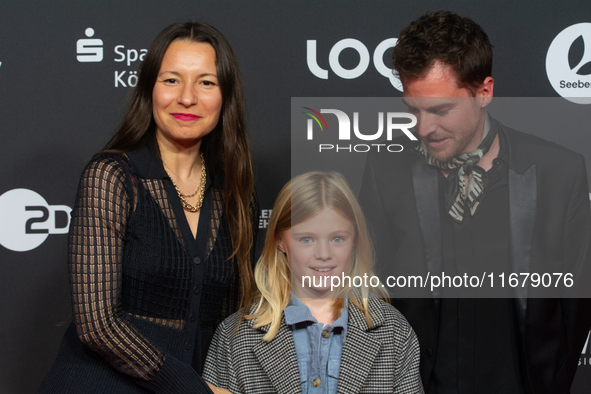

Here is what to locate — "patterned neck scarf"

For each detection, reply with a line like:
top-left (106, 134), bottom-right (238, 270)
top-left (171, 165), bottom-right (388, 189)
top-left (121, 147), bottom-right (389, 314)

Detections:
top-left (416, 113), bottom-right (497, 223)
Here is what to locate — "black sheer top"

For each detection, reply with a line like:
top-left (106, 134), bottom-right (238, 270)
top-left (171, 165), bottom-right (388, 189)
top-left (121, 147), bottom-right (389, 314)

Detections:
top-left (40, 142), bottom-right (256, 393)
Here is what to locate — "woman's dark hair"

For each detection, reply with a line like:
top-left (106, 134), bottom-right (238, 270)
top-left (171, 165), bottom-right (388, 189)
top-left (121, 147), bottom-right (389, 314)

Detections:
top-left (392, 10), bottom-right (493, 94)
top-left (103, 21), bottom-right (255, 310)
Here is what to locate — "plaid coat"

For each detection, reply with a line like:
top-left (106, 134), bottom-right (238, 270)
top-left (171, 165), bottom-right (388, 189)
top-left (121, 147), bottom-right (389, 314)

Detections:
top-left (203, 295), bottom-right (424, 393)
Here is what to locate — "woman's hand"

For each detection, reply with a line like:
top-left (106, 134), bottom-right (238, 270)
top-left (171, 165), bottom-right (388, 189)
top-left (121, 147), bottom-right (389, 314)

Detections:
top-left (206, 382), bottom-right (233, 394)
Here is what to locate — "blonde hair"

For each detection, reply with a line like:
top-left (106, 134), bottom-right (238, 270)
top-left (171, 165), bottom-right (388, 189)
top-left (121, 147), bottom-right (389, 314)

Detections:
top-left (247, 171), bottom-right (387, 341)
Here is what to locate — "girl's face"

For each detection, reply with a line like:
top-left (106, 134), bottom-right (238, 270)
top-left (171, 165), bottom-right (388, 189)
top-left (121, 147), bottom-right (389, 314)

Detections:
top-left (277, 208), bottom-right (355, 297)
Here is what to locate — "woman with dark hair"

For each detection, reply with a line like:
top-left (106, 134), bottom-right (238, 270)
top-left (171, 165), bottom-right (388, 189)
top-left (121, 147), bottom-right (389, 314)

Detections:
top-left (39, 21), bottom-right (256, 394)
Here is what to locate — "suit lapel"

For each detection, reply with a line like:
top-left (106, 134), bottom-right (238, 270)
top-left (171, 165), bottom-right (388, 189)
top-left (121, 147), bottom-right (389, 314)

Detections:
top-left (411, 157), bottom-right (443, 297)
top-left (497, 118), bottom-right (538, 336)
top-left (252, 321), bottom-right (302, 393)
top-left (508, 166), bottom-right (537, 335)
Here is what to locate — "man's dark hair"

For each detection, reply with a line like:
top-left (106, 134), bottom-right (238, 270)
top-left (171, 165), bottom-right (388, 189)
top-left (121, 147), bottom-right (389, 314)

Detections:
top-left (392, 10), bottom-right (493, 93)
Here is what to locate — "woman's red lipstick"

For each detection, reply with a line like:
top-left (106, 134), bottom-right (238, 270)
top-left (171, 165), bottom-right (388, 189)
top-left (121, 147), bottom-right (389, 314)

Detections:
top-left (172, 113), bottom-right (200, 121)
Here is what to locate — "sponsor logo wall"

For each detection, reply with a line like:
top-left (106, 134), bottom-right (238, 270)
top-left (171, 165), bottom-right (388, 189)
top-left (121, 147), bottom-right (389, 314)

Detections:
top-left (1, 1), bottom-right (590, 392)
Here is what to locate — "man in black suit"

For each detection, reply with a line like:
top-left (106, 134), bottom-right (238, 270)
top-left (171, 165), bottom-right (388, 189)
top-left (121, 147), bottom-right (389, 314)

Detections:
top-left (360, 10), bottom-right (591, 393)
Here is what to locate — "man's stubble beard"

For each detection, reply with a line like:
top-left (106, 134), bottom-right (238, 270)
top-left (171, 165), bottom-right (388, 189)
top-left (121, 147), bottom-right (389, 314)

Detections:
top-left (423, 116), bottom-right (482, 164)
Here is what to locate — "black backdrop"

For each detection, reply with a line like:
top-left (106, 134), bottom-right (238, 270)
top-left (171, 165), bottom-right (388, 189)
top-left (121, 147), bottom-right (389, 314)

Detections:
top-left (1, 1), bottom-right (590, 392)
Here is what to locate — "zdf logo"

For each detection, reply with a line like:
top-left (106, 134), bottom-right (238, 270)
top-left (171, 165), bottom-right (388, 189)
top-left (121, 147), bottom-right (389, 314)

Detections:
top-left (307, 38), bottom-right (402, 91)
top-left (0, 189), bottom-right (71, 252)
top-left (546, 23), bottom-right (591, 104)
top-left (77, 27), bottom-right (103, 62)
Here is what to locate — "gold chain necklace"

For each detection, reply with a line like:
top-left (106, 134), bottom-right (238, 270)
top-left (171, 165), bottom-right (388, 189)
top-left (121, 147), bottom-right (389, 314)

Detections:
top-left (165, 153), bottom-right (207, 213)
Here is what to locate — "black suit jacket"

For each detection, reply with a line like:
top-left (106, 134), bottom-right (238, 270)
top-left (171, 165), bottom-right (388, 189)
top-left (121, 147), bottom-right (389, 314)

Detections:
top-left (360, 116), bottom-right (591, 393)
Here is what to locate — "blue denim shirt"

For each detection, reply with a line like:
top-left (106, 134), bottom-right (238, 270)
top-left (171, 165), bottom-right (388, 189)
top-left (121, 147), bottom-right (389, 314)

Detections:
top-left (284, 295), bottom-right (348, 394)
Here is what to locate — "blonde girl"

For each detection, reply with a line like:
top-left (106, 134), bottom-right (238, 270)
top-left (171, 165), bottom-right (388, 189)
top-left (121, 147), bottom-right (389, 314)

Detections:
top-left (204, 171), bottom-right (423, 393)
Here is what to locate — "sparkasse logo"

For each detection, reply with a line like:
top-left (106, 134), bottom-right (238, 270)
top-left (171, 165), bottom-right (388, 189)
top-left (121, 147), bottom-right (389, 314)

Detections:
top-left (75, 27), bottom-right (148, 88)
top-left (546, 23), bottom-right (591, 104)
top-left (77, 28), bottom-right (103, 62)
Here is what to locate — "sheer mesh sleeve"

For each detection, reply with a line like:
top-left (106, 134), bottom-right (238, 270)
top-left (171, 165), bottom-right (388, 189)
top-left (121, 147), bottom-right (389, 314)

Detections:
top-left (69, 156), bottom-right (165, 379)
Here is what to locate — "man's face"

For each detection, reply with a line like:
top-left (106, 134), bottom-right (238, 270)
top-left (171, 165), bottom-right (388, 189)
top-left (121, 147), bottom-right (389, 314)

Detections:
top-left (402, 62), bottom-right (493, 162)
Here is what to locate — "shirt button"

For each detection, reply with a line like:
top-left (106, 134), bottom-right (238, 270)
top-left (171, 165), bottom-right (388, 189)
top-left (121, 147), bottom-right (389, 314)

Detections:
top-left (322, 330), bottom-right (330, 338)
top-left (194, 257), bottom-right (201, 265)
top-left (313, 378), bottom-right (321, 387)
top-left (193, 286), bottom-right (201, 294)
top-left (185, 343), bottom-right (193, 350)
top-left (189, 313), bottom-right (196, 322)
